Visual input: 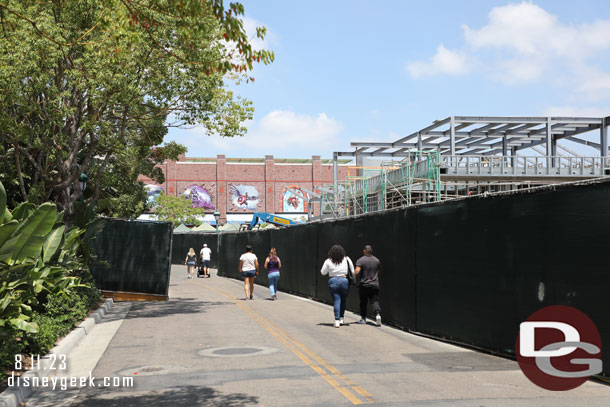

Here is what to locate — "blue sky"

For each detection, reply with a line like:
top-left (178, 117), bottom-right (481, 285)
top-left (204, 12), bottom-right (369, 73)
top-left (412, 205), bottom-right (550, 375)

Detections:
top-left (167, 0), bottom-right (610, 160)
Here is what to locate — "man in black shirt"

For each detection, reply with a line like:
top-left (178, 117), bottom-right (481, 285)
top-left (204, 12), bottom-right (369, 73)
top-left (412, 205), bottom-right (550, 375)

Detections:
top-left (354, 245), bottom-right (381, 326)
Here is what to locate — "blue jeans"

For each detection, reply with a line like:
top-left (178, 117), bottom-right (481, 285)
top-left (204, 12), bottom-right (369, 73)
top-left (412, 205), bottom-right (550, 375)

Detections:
top-left (328, 277), bottom-right (349, 320)
top-left (268, 271), bottom-right (280, 296)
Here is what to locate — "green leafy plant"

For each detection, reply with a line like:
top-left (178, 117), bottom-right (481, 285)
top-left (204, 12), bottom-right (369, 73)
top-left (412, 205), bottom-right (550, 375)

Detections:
top-left (22, 288), bottom-right (94, 355)
top-left (0, 182), bottom-right (85, 334)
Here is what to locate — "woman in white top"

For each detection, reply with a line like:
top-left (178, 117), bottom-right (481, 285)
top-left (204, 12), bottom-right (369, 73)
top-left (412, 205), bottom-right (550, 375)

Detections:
top-left (239, 245), bottom-right (259, 300)
top-left (320, 245), bottom-right (354, 328)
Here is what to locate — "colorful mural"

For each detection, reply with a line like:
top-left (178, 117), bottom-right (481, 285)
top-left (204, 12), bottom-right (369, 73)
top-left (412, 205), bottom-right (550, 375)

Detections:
top-left (229, 184), bottom-right (260, 210)
top-left (183, 185), bottom-right (215, 209)
top-left (282, 185), bottom-right (308, 213)
top-left (144, 184), bottom-right (163, 205)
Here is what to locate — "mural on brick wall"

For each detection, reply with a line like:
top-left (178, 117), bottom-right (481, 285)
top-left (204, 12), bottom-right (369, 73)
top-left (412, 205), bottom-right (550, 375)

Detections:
top-left (229, 184), bottom-right (260, 210)
top-left (144, 184), bottom-right (163, 205)
top-left (183, 185), bottom-right (215, 209)
top-left (281, 185), bottom-right (308, 213)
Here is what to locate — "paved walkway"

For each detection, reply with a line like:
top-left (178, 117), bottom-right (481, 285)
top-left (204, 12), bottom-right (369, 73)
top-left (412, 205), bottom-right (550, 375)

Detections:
top-left (27, 266), bottom-right (610, 406)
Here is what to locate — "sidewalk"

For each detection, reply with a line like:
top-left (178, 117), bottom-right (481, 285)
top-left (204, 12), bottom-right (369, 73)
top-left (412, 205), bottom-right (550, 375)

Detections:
top-left (25, 266), bottom-right (610, 406)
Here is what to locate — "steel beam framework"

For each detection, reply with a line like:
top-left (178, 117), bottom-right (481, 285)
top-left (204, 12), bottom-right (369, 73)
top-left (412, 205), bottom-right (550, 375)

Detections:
top-left (336, 116), bottom-right (610, 160)
top-left (325, 115), bottom-right (610, 219)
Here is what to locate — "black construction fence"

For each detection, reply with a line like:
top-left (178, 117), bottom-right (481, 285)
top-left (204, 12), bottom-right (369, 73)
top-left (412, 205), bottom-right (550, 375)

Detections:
top-left (216, 178), bottom-right (610, 378)
top-left (88, 218), bottom-right (173, 297)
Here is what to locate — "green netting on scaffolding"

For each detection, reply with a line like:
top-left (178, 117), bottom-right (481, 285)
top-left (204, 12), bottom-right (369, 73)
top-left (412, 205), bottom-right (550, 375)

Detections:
top-left (342, 151), bottom-right (441, 216)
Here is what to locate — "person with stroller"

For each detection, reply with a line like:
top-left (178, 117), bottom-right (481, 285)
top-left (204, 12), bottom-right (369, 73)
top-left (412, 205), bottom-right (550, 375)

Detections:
top-left (200, 243), bottom-right (212, 278)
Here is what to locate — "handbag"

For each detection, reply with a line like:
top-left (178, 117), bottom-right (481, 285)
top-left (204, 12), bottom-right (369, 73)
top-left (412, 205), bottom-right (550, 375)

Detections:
top-left (346, 258), bottom-right (356, 286)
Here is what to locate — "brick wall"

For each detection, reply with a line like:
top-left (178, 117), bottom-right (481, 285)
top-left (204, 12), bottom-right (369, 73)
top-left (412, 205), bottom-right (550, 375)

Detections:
top-left (138, 155), bottom-right (349, 220)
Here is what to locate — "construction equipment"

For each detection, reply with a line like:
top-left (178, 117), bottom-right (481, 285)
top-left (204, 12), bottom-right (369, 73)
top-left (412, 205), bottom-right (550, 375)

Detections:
top-left (244, 212), bottom-right (298, 231)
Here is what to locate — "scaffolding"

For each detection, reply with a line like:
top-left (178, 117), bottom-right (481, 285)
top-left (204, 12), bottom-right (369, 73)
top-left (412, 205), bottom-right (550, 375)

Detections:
top-left (320, 151), bottom-right (441, 217)
top-left (321, 115), bottom-right (610, 219)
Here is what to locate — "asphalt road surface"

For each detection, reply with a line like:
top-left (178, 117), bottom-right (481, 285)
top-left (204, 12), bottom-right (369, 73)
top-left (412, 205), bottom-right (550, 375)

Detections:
top-left (26, 266), bottom-right (610, 406)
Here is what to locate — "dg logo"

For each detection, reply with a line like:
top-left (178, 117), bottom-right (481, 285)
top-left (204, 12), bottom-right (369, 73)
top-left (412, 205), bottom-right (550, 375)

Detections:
top-left (516, 305), bottom-right (603, 391)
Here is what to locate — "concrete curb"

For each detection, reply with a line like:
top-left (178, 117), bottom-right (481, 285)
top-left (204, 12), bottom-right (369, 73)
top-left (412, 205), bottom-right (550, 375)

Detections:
top-left (0, 298), bottom-right (114, 407)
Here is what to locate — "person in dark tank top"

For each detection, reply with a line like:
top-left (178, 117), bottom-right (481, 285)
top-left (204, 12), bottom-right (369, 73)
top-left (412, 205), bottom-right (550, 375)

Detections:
top-left (264, 248), bottom-right (282, 300)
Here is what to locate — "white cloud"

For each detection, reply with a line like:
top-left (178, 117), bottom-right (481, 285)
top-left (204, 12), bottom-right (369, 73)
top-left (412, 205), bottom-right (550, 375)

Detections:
top-left (203, 110), bottom-right (344, 156)
top-left (463, 2), bottom-right (558, 55)
top-left (463, 3), bottom-right (610, 58)
top-left (406, 44), bottom-right (470, 78)
top-left (407, 1), bottom-right (610, 97)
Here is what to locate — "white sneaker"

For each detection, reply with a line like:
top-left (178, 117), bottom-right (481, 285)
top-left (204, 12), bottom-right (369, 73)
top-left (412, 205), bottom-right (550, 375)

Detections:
top-left (334, 320), bottom-right (340, 328)
top-left (376, 314), bottom-right (382, 327)
top-left (339, 318), bottom-right (344, 325)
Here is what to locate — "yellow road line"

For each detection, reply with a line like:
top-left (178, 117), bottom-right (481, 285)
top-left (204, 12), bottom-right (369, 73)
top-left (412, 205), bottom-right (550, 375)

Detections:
top-left (263, 316), bottom-right (376, 403)
top-left (197, 281), bottom-right (374, 405)
top-left (244, 306), bottom-right (361, 404)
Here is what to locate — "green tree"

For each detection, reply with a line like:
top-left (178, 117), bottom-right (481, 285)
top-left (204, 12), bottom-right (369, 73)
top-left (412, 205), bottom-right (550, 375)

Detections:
top-left (0, 0), bottom-right (273, 221)
top-left (94, 141), bottom-right (187, 218)
top-left (153, 194), bottom-right (205, 227)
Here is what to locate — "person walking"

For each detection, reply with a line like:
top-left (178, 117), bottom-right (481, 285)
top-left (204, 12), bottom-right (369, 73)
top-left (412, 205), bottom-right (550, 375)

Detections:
top-left (239, 245), bottom-right (258, 299)
top-left (200, 243), bottom-right (212, 278)
top-left (320, 245), bottom-right (354, 328)
top-left (355, 245), bottom-right (382, 326)
top-left (264, 248), bottom-right (282, 300)
top-left (185, 248), bottom-right (197, 279)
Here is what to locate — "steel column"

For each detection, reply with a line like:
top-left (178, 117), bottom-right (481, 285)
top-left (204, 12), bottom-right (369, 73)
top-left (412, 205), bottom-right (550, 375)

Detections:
top-left (546, 117), bottom-right (553, 168)
top-left (450, 116), bottom-right (456, 155)
top-left (356, 150), bottom-right (364, 177)
top-left (333, 152), bottom-right (338, 208)
top-left (601, 117), bottom-right (608, 168)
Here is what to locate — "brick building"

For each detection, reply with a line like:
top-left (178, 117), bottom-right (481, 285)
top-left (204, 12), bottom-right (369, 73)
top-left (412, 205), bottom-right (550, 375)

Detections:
top-left (138, 154), bottom-right (351, 223)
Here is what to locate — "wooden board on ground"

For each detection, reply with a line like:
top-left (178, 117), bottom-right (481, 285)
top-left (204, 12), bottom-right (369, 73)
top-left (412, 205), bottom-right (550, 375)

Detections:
top-left (101, 290), bottom-right (168, 302)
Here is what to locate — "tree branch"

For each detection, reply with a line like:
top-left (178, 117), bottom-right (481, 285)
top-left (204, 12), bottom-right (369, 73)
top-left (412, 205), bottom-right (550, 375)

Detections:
top-left (12, 143), bottom-right (28, 201)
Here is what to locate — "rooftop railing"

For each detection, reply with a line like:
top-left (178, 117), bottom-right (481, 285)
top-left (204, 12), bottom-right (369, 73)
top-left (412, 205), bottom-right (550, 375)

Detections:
top-left (439, 155), bottom-right (609, 177)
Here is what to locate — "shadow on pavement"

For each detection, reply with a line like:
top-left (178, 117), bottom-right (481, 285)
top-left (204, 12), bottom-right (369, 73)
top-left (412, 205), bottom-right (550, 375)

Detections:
top-left (122, 299), bottom-right (232, 319)
top-left (75, 386), bottom-right (259, 407)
